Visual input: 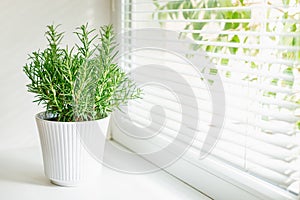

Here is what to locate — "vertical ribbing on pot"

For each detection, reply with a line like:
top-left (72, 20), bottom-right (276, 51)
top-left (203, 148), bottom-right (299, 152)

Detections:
top-left (36, 119), bottom-right (86, 186)
top-left (35, 112), bottom-right (110, 186)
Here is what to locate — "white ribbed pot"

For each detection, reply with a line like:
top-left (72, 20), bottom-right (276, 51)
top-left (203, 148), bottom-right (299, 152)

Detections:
top-left (35, 112), bottom-right (110, 187)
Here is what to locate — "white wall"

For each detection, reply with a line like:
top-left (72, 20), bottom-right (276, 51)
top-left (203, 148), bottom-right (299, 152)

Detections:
top-left (0, 0), bottom-right (111, 150)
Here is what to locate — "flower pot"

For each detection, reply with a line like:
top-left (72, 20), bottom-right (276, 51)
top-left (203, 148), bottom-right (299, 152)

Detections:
top-left (35, 112), bottom-right (110, 186)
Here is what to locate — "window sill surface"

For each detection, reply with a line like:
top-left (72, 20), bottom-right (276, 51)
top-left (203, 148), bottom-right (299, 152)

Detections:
top-left (0, 145), bottom-right (210, 200)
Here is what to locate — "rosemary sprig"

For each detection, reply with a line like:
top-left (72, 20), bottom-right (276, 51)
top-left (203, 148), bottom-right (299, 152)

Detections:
top-left (23, 24), bottom-right (141, 122)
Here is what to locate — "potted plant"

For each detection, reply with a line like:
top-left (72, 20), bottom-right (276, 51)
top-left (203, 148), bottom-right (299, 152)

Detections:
top-left (23, 24), bottom-right (141, 186)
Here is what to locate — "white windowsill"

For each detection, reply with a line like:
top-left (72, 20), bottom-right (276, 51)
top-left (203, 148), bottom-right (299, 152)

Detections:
top-left (0, 144), bottom-right (210, 200)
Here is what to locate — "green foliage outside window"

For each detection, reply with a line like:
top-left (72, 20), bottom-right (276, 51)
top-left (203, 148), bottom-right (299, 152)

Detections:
top-left (152, 0), bottom-right (300, 130)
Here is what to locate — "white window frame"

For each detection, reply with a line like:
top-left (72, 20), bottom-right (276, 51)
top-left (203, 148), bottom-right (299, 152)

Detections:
top-left (110, 1), bottom-right (299, 199)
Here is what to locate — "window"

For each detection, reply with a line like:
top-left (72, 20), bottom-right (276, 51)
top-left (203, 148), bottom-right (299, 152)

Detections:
top-left (111, 0), bottom-right (300, 199)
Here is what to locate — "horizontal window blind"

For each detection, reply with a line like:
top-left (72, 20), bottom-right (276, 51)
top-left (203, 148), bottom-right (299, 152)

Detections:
top-left (116, 0), bottom-right (300, 199)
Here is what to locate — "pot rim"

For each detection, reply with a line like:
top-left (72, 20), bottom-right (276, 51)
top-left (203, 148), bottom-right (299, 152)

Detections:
top-left (35, 111), bottom-right (109, 124)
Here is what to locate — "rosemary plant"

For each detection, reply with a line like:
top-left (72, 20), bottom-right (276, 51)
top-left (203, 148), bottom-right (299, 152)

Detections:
top-left (23, 24), bottom-right (141, 122)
